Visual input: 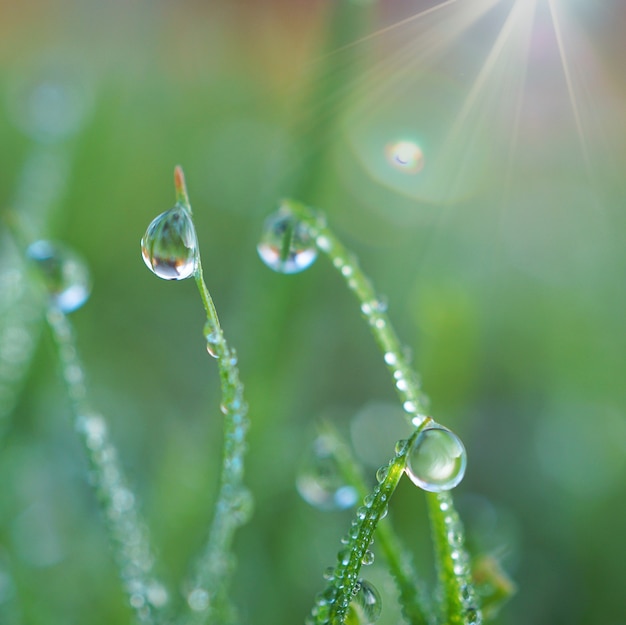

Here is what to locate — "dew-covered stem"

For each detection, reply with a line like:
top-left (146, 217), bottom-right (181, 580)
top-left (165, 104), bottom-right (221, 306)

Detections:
top-left (311, 430), bottom-right (419, 625)
top-left (45, 307), bottom-right (167, 625)
top-left (326, 424), bottom-right (434, 625)
top-left (427, 492), bottom-right (480, 625)
top-left (282, 200), bottom-right (481, 625)
top-left (284, 199), bottom-right (429, 423)
top-left (166, 167), bottom-right (250, 625)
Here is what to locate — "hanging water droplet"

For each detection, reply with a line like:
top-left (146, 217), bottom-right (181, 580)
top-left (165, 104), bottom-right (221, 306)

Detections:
top-left (346, 579), bottom-right (382, 625)
top-left (323, 567), bottom-right (336, 581)
top-left (405, 426), bottom-right (467, 492)
top-left (395, 439), bottom-right (409, 456)
top-left (257, 207), bottom-right (318, 274)
top-left (203, 321), bottom-right (220, 358)
top-left (385, 140), bottom-right (424, 174)
top-left (361, 550), bottom-right (375, 566)
top-left (375, 465), bottom-right (389, 483)
top-left (26, 240), bottom-right (91, 313)
top-left (141, 206), bottom-right (198, 280)
top-left (296, 435), bottom-right (358, 511)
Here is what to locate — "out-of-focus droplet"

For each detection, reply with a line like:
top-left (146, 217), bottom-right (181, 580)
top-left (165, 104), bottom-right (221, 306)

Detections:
top-left (296, 435), bottom-right (358, 511)
top-left (187, 587), bottom-right (210, 612)
top-left (346, 579), bottom-right (382, 625)
top-left (8, 61), bottom-right (93, 142)
top-left (26, 240), bottom-right (90, 312)
top-left (230, 487), bottom-right (254, 525)
top-left (141, 206), bottom-right (198, 280)
top-left (385, 140), bottom-right (425, 174)
top-left (257, 207), bottom-right (317, 274)
top-left (405, 426), bottom-right (466, 492)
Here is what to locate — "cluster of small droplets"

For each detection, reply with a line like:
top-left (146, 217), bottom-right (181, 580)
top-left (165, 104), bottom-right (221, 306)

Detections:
top-left (75, 412), bottom-right (167, 619)
top-left (46, 308), bottom-right (87, 403)
top-left (43, 305), bottom-right (166, 620)
top-left (309, 227), bottom-right (430, 422)
top-left (181, 335), bottom-right (252, 618)
top-left (310, 442), bottom-right (412, 625)
top-left (438, 492), bottom-right (482, 625)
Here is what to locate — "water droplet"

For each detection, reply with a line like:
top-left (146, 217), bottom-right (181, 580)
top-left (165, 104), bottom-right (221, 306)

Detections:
top-left (257, 207), bottom-right (318, 274)
top-left (8, 61), bottom-right (93, 142)
top-left (323, 567), bottom-right (336, 581)
top-left (375, 465), bottom-right (389, 483)
top-left (146, 582), bottom-right (168, 607)
top-left (383, 352), bottom-right (396, 366)
top-left (411, 414), bottom-right (428, 427)
top-left (316, 235), bottom-right (332, 252)
top-left (361, 550), bottom-right (374, 566)
top-left (141, 206), bottom-right (198, 280)
top-left (405, 426), bottom-right (467, 492)
top-left (338, 549), bottom-right (351, 565)
top-left (385, 140), bottom-right (424, 174)
top-left (230, 488), bottom-right (254, 525)
top-left (187, 587), bottom-right (210, 612)
top-left (26, 240), bottom-right (91, 312)
top-left (395, 439), bottom-right (409, 455)
top-left (203, 322), bottom-right (220, 358)
top-left (356, 506), bottom-right (368, 521)
top-left (296, 435), bottom-right (358, 511)
top-left (346, 579), bottom-right (382, 625)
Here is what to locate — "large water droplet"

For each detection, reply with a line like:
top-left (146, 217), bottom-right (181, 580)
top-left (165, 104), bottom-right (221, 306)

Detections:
top-left (141, 206), bottom-right (198, 280)
top-left (405, 426), bottom-right (467, 492)
top-left (257, 207), bottom-right (318, 274)
top-left (346, 579), bottom-right (382, 625)
top-left (26, 240), bottom-right (91, 312)
top-left (296, 435), bottom-right (358, 511)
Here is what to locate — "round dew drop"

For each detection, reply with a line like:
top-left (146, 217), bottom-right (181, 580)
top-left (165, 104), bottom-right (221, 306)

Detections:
top-left (257, 207), bottom-right (318, 274)
top-left (26, 240), bottom-right (91, 313)
top-left (141, 206), bottom-right (198, 280)
top-left (346, 579), bottom-right (382, 625)
top-left (405, 426), bottom-right (467, 492)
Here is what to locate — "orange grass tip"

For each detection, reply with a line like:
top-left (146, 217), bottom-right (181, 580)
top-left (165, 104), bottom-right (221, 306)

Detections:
top-left (174, 165), bottom-right (190, 206)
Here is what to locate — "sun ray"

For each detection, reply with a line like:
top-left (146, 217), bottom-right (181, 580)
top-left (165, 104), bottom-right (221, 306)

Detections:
top-left (547, 0), bottom-right (593, 175)
top-left (446, 0), bottom-right (537, 145)
top-left (323, 0), bottom-right (461, 58)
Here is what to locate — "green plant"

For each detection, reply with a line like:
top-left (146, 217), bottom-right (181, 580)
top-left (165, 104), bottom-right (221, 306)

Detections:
top-left (2, 164), bottom-right (515, 625)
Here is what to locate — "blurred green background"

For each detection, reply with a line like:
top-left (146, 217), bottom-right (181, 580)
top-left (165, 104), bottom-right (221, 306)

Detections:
top-left (1, 0), bottom-right (625, 624)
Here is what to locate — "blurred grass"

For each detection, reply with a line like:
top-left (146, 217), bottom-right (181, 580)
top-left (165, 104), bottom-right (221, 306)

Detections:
top-left (1, 1), bottom-right (626, 624)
